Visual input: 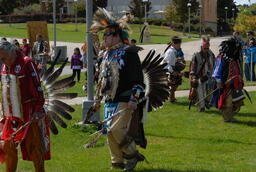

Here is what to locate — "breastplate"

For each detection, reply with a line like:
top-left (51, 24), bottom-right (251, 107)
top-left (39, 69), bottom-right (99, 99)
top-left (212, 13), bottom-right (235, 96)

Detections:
top-left (1, 74), bottom-right (23, 119)
top-left (99, 60), bottom-right (120, 100)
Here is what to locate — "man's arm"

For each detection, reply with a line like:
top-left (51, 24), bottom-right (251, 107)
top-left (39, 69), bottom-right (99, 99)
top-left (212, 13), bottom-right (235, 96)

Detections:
top-left (163, 49), bottom-right (176, 73)
top-left (26, 60), bottom-right (45, 113)
top-left (126, 52), bottom-right (145, 109)
top-left (189, 53), bottom-right (197, 77)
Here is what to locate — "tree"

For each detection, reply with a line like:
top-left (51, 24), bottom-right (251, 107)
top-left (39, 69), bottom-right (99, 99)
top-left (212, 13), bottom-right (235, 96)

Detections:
top-left (13, 4), bottom-right (42, 15)
top-left (164, 3), bottom-right (179, 26)
top-left (94, 0), bottom-right (108, 8)
top-left (129, 0), bottom-right (152, 18)
top-left (0, 0), bottom-right (19, 14)
top-left (172, 0), bottom-right (199, 23)
top-left (234, 4), bottom-right (256, 35)
top-left (217, 0), bottom-right (237, 21)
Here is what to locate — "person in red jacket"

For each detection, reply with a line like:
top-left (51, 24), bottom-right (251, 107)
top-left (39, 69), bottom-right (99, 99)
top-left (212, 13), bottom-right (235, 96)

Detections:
top-left (0, 41), bottom-right (50, 172)
top-left (21, 38), bottom-right (31, 57)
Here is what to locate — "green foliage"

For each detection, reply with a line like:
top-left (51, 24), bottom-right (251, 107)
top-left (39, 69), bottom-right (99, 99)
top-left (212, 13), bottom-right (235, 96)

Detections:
top-left (47, 0), bottom-right (65, 13)
top-left (172, 0), bottom-right (199, 23)
top-left (234, 4), bottom-right (256, 35)
top-left (0, 0), bottom-right (19, 15)
top-left (0, 0), bottom-right (40, 15)
top-left (164, 2), bottom-right (180, 25)
top-left (217, 0), bottom-right (237, 21)
top-left (13, 4), bottom-right (42, 15)
top-left (129, 0), bottom-right (152, 18)
top-left (75, 2), bottom-right (86, 18)
top-left (1, 93), bottom-right (256, 171)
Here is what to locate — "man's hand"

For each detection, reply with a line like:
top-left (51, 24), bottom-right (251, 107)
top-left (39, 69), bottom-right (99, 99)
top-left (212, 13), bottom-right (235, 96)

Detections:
top-left (32, 112), bottom-right (45, 122)
top-left (127, 101), bottom-right (138, 111)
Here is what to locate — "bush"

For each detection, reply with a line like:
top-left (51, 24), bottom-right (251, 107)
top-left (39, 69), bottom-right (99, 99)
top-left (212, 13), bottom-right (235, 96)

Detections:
top-left (132, 18), bottom-right (168, 26)
top-left (13, 4), bottom-right (42, 15)
top-left (0, 14), bottom-right (74, 23)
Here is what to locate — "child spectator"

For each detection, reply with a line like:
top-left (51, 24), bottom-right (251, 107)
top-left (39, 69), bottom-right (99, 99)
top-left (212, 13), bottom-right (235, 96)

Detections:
top-left (71, 47), bottom-right (83, 82)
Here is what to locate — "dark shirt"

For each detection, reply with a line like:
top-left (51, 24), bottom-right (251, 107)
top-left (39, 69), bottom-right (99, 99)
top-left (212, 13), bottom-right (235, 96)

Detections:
top-left (113, 49), bottom-right (144, 102)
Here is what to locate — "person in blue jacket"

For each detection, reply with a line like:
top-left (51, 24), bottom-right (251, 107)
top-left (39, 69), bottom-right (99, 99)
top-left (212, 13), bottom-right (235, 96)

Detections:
top-left (243, 38), bottom-right (256, 81)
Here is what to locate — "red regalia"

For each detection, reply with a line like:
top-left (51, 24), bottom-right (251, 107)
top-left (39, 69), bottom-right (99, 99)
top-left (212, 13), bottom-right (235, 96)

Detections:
top-left (0, 52), bottom-right (50, 162)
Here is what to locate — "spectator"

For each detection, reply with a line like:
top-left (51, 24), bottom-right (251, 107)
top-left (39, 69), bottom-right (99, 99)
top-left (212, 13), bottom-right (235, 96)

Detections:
top-left (81, 42), bottom-right (87, 68)
top-left (21, 38), bottom-right (31, 56)
top-left (245, 31), bottom-right (255, 48)
top-left (244, 38), bottom-right (256, 81)
top-left (32, 34), bottom-right (49, 73)
top-left (71, 47), bottom-right (83, 82)
top-left (233, 32), bottom-right (244, 45)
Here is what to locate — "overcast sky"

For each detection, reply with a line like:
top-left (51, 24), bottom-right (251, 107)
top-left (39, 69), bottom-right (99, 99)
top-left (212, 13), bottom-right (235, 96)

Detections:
top-left (235, 0), bottom-right (255, 5)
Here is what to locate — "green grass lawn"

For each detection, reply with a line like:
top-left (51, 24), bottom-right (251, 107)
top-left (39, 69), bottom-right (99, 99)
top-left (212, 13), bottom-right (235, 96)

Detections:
top-left (1, 92), bottom-right (256, 171)
top-left (0, 23), bottom-right (199, 44)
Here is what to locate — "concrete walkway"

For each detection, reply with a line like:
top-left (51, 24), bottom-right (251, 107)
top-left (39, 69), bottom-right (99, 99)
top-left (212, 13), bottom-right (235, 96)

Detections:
top-left (6, 36), bottom-right (230, 76)
top-left (61, 86), bottom-right (256, 105)
top-left (7, 36), bottom-right (229, 61)
top-left (56, 36), bottom-right (230, 76)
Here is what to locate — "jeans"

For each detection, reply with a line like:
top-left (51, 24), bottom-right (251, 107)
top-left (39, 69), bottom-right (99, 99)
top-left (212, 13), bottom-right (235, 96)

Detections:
top-left (72, 69), bottom-right (81, 82)
top-left (244, 62), bottom-right (256, 81)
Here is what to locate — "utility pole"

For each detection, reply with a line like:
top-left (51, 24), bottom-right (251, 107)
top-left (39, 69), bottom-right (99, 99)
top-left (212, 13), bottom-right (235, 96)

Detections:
top-left (82, 0), bottom-right (100, 122)
top-left (142, 0), bottom-right (148, 23)
top-left (187, 1), bottom-right (192, 37)
top-left (53, 0), bottom-right (57, 53)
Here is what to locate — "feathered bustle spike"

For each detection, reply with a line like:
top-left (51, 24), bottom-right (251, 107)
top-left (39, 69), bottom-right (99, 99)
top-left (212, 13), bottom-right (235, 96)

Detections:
top-left (164, 44), bottom-right (172, 54)
top-left (48, 105), bottom-right (72, 120)
top-left (145, 54), bottom-right (161, 71)
top-left (49, 93), bottom-right (78, 99)
top-left (48, 81), bottom-right (76, 93)
top-left (50, 100), bottom-right (75, 112)
top-left (42, 50), bottom-right (62, 81)
top-left (46, 115), bottom-right (59, 135)
top-left (141, 50), bottom-right (155, 68)
top-left (48, 111), bottom-right (67, 128)
top-left (44, 58), bottom-right (68, 86)
top-left (48, 75), bottom-right (75, 90)
top-left (142, 51), bottom-right (170, 110)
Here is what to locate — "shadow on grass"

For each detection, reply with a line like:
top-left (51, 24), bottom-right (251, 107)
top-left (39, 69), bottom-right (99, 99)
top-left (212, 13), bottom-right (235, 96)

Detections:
top-left (237, 112), bottom-right (256, 117)
top-left (147, 134), bottom-right (256, 145)
top-left (135, 169), bottom-right (211, 172)
top-left (171, 101), bottom-right (190, 107)
top-left (204, 110), bottom-right (220, 115)
top-left (233, 120), bottom-right (256, 127)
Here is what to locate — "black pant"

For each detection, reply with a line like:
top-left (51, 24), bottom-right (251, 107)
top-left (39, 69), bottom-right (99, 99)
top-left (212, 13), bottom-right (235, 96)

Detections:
top-left (245, 63), bottom-right (256, 81)
top-left (73, 69), bottom-right (81, 82)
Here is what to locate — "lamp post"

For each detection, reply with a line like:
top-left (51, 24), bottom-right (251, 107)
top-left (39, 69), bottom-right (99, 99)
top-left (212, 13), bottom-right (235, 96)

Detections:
top-left (142, 0), bottom-right (148, 23)
top-left (224, 6), bottom-right (228, 22)
top-left (53, 0), bottom-right (57, 55)
top-left (199, 4), bottom-right (202, 36)
top-left (187, 2), bottom-right (192, 37)
top-left (74, 0), bottom-right (78, 32)
top-left (232, 8), bottom-right (235, 20)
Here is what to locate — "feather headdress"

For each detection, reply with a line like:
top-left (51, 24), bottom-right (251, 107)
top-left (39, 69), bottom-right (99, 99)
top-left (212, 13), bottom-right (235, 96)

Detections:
top-left (90, 8), bottom-right (133, 41)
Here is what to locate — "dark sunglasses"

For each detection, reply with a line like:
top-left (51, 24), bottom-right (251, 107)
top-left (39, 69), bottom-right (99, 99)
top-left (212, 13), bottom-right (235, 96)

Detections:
top-left (104, 32), bottom-right (116, 37)
top-left (203, 48), bottom-right (209, 50)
